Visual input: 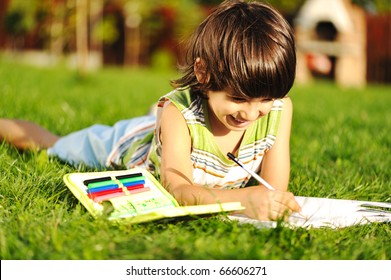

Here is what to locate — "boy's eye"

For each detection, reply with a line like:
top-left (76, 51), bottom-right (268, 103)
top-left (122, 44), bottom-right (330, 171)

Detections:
top-left (230, 96), bottom-right (247, 103)
top-left (228, 95), bottom-right (274, 103)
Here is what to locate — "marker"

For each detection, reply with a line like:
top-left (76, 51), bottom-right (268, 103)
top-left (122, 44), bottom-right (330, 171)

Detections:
top-left (120, 179), bottom-right (146, 187)
top-left (116, 173), bottom-right (144, 180)
top-left (227, 152), bottom-right (275, 191)
top-left (83, 176), bottom-right (112, 186)
top-left (87, 188), bottom-right (123, 199)
top-left (92, 191), bottom-right (126, 203)
top-left (86, 184), bottom-right (119, 193)
top-left (92, 187), bottom-right (151, 203)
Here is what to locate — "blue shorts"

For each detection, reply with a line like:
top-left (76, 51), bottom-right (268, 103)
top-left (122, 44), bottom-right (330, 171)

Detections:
top-left (47, 115), bottom-right (156, 168)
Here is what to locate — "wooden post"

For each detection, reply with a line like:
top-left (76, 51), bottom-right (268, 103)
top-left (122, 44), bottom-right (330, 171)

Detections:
top-left (76, 0), bottom-right (89, 76)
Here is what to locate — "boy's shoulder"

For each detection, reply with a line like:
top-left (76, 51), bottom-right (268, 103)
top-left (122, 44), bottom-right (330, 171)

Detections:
top-left (163, 87), bottom-right (191, 100)
top-left (161, 88), bottom-right (200, 109)
top-left (271, 97), bottom-right (291, 111)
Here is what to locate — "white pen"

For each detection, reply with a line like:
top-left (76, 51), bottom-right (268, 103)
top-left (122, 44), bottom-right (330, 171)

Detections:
top-left (227, 152), bottom-right (275, 191)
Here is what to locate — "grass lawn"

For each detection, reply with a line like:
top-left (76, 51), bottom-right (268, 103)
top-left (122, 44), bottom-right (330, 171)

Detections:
top-left (0, 58), bottom-right (390, 260)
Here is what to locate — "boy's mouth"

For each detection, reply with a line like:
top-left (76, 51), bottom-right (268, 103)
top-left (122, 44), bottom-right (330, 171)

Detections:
top-left (228, 115), bottom-right (250, 128)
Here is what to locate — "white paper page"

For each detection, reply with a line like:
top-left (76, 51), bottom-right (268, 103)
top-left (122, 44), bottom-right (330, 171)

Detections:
top-left (229, 196), bottom-right (391, 229)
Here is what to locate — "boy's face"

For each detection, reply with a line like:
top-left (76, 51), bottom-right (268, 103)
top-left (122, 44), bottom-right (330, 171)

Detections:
top-left (206, 88), bottom-right (274, 134)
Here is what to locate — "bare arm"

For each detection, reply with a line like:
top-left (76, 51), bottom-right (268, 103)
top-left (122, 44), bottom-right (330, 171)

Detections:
top-left (260, 97), bottom-right (293, 191)
top-left (159, 102), bottom-right (300, 220)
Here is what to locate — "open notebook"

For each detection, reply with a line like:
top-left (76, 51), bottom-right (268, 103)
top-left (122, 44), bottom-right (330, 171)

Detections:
top-left (63, 168), bottom-right (244, 224)
top-left (229, 196), bottom-right (391, 229)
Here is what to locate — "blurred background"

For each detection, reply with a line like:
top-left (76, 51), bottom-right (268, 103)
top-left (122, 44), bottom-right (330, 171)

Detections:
top-left (0, 0), bottom-right (390, 86)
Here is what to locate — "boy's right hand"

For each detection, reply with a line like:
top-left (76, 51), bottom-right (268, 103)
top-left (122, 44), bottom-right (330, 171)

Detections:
top-left (241, 186), bottom-right (301, 221)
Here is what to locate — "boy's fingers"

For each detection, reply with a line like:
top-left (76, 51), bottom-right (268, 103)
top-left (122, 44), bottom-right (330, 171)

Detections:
top-left (288, 197), bottom-right (302, 212)
top-left (278, 191), bottom-right (302, 213)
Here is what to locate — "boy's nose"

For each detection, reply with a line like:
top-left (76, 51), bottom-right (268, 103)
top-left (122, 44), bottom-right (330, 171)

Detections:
top-left (241, 102), bottom-right (268, 121)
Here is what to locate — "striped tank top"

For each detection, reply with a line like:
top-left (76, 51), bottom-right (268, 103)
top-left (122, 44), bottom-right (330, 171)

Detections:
top-left (147, 88), bottom-right (284, 189)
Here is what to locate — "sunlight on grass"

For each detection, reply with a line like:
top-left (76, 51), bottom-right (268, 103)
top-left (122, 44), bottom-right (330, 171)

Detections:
top-left (0, 59), bottom-right (390, 260)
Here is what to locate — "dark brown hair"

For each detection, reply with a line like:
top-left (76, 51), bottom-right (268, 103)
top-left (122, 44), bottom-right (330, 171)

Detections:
top-left (171, 0), bottom-right (296, 99)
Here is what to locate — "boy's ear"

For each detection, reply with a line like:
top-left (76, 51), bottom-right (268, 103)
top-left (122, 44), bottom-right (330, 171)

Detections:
top-left (194, 58), bottom-right (208, 84)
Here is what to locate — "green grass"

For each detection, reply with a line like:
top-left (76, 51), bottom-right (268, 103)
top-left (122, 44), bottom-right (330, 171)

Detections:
top-left (0, 58), bottom-right (390, 260)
